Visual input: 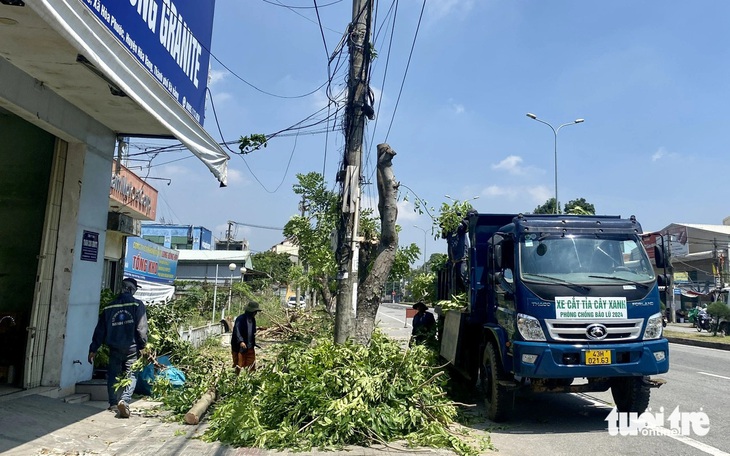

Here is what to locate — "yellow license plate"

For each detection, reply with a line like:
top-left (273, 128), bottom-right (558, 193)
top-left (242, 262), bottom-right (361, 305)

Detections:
top-left (585, 350), bottom-right (611, 365)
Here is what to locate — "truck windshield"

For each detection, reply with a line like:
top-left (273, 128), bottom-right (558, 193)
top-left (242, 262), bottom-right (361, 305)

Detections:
top-left (519, 234), bottom-right (655, 284)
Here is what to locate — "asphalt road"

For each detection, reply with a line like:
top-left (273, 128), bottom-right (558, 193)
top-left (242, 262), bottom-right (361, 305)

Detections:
top-left (376, 303), bottom-right (730, 456)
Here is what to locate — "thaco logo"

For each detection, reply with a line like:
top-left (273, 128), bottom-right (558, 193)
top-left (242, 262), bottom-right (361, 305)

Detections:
top-left (606, 407), bottom-right (710, 437)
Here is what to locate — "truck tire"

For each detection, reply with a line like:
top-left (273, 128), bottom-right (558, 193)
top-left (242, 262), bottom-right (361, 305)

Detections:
top-left (611, 377), bottom-right (650, 413)
top-left (482, 342), bottom-right (514, 422)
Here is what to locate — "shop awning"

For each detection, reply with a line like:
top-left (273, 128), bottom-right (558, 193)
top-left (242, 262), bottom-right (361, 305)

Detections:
top-left (28, 0), bottom-right (229, 186)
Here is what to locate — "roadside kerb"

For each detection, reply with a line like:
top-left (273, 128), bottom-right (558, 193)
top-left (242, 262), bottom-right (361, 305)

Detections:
top-left (664, 334), bottom-right (730, 351)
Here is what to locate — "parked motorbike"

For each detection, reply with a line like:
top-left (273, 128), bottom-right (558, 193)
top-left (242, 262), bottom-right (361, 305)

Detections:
top-left (662, 315), bottom-right (668, 328)
top-left (696, 311), bottom-right (712, 332)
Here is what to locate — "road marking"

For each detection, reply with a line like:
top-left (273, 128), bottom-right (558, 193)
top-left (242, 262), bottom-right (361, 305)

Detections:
top-left (578, 393), bottom-right (730, 455)
top-left (649, 426), bottom-right (730, 456)
top-left (698, 372), bottom-right (730, 381)
top-left (669, 342), bottom-right (729, 353)
top-left (376, 312), bottom-right (411, 327)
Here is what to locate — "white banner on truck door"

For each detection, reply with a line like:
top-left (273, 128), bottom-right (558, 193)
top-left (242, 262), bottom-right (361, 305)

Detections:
top-left (555, 297), bottom-right (627, 319)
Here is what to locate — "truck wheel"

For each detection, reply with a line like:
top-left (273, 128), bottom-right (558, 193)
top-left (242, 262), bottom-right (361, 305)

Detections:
top-left (482, 343), bottom-right (513, 422)
top-left (611, 377), bottom-right (650, 413)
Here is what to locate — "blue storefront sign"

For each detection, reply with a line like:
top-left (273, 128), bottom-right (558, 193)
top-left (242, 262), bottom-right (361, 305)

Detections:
top-left (124, 237), bottom-right (179, 285)
top-left (81, 0), bottom-right (216, 125)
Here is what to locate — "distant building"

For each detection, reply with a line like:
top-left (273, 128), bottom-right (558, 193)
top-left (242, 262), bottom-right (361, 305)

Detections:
top-left (215, 239), bottom-right (249, 251)
top-left (271, 239), bottom-right (299, 263)
top-left (141, 224), bottom-right (213, 250)
top-left (176, 250), bottom-right (253, 284)
top-left (643, 222), bottom-right (730, 315)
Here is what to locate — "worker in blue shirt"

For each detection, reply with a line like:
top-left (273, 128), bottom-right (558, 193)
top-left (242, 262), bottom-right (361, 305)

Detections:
top-left (88, 278), bottom-right (148, 418)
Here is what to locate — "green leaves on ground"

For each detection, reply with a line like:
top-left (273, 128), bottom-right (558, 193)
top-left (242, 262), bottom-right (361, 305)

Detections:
top-left (203, 331), bottom-right (487, 455)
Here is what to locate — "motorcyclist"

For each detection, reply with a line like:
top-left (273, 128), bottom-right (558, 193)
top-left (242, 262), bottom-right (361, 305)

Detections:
top-left (697, 304), bottom-right (711, 332)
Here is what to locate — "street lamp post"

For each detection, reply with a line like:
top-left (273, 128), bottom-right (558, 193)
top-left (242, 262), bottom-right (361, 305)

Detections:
top-left (526, 113), bottom-right (584, 214)
top-left (212, 264), bottom-right (219, 323)
top-left (240, 266), bottom-right (247, 283)
top-left (227, 262), bottom-right (236, 315)
top-left (413, 225), bottom-right (427, 269)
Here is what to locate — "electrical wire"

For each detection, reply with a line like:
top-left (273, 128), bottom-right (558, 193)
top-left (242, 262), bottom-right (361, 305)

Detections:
top-left (262, 0), bottom-right (343, 8)
top-left (364, 0), bottom-right (398, 183)
top-left (384, 0), bottom-right (425, 142)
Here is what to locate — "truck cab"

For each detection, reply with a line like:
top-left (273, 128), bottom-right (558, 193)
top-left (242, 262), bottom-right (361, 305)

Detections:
top-left (438, 212), bottom-right (669, 421)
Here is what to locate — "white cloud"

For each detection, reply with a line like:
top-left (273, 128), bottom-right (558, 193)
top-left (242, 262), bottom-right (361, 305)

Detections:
top-left (208, 69), bottom-right (228, 87)
top-left (479, 184), bottom-right (552, 208)
top-left (651, 146), bottom-right (679, 162)
top-left (213, 92), bottom-right (232, 105)
top-left (157, 163), bottom-right (191, 178)
top-left (226, 168), bottom-right (245, 185)
top-left (397, 199), bottom-right (419, 222)
top-left (427, 0), bottom-right (475, 20)
top-left (492, 155), bottom-right (536, 176)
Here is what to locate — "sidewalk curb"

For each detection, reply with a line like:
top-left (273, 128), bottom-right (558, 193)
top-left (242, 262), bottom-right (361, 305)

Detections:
top-left (665, 336), bottom-right (730, 351)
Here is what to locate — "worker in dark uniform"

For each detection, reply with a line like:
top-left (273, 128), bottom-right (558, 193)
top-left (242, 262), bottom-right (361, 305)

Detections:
top-left (410, 301), bottom-right (436, 346)
top-left (88, 278), bottom-right (148, 418)
top-left (231, 301), bottom-right (261, 372)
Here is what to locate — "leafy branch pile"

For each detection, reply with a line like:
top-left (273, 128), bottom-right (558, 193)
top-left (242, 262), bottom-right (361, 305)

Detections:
top-left (257, 309), bottom-right (333, 342)
top-left (202, 331), bottom-right (488, 455)
top-left (437, 292), bottom-right (468, 312)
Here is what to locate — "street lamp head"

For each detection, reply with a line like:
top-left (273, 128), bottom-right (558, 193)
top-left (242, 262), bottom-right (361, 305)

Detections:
top-left (575, 118), bottom-right (585, 124)
top-left (228, 263), bottom-right (236, 272)
top-left (240, 266), bottom-right (247, 275)
top-left (526, 112), bottom-right (537, 119)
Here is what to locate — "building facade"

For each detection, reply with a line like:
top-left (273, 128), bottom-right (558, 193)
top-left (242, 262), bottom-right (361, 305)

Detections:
top-left (0, 1), bottom-right (228, 395)
top-left (141, 224), bottom-right (213, 251)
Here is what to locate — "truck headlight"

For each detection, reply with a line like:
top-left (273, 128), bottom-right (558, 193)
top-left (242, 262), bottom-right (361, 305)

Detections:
top-left (643, 312), bottom-right (663, 340)
top-left (517, 313), bottom-right (546, 341)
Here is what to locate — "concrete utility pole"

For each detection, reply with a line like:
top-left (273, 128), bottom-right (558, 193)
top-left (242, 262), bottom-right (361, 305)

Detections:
top-left (335, 0), bottom-right (374, 344)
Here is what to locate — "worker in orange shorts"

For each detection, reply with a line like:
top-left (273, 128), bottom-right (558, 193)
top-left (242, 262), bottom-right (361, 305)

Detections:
top-left (231, 301), bottom-right (261, 372)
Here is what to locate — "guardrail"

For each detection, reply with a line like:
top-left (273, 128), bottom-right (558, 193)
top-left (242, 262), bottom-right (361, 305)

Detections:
top-left (178, 322), bottom-right (223, 348)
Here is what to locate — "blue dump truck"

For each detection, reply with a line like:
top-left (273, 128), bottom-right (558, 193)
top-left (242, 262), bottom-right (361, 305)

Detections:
top-left (436, 212), bottom-right (669, 421)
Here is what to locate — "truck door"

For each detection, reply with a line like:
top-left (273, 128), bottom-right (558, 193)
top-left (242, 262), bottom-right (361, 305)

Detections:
top-left (491, 235), bottom-right (516, 339)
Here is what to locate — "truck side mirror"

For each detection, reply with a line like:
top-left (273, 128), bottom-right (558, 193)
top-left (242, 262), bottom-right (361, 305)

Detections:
top-left (657, 274), bottom-right (669, 288)
top-left (494, 244), bottom-right (502, 269)
top-left (654, 245), bottom-right (666, 269)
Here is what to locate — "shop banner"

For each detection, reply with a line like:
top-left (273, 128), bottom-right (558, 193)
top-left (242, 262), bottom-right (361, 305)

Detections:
top-left (124, 237), bottom-right (178, 285)
top-left (81, 0), bottom-right (216, 125)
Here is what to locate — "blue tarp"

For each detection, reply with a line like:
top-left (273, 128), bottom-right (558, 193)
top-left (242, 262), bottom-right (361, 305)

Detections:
top-left (135, 355), bottom-right (186, 395)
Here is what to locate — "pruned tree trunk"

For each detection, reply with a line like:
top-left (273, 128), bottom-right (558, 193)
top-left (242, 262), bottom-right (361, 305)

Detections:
top-left (317, 276), bottom-right (336, 314)
top-left (354, 143), bottom-right (399, 344)
top-left (184, 388), bottom-right (216, 425)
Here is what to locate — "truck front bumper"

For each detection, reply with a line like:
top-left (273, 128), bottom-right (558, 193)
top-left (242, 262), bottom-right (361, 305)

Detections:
top-left (511, 339), bottom-right (669, 378)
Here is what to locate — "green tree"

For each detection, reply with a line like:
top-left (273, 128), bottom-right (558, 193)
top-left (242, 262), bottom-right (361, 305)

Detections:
top-left (410, 271), bottom-right (436, 302)
top-left (706, 301), bottom-right (730, 336)
top-left (533, 198), bottom-right (558, 214)
top-left (389, 242), bottom-right (420, 282)
top-left (564, 198), bottom-right (596, 215)
top-left (250, 251), bottom-right (293, 292)
top-left (426, 253), bottom-right (447, 274)
top-left (533, 197), bottom-right (595, 215)
top-left (283, 172), bottom-right (339, 312)
top-left (436, 199), bottom-right (475, 238)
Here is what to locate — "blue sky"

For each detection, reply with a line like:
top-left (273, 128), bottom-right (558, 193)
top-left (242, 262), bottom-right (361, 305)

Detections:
top-left (133, 1), bottom-right (730, 262)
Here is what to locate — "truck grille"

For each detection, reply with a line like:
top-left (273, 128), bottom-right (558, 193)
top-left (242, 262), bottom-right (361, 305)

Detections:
top-left (544, 319), bottom-right (643, 342)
